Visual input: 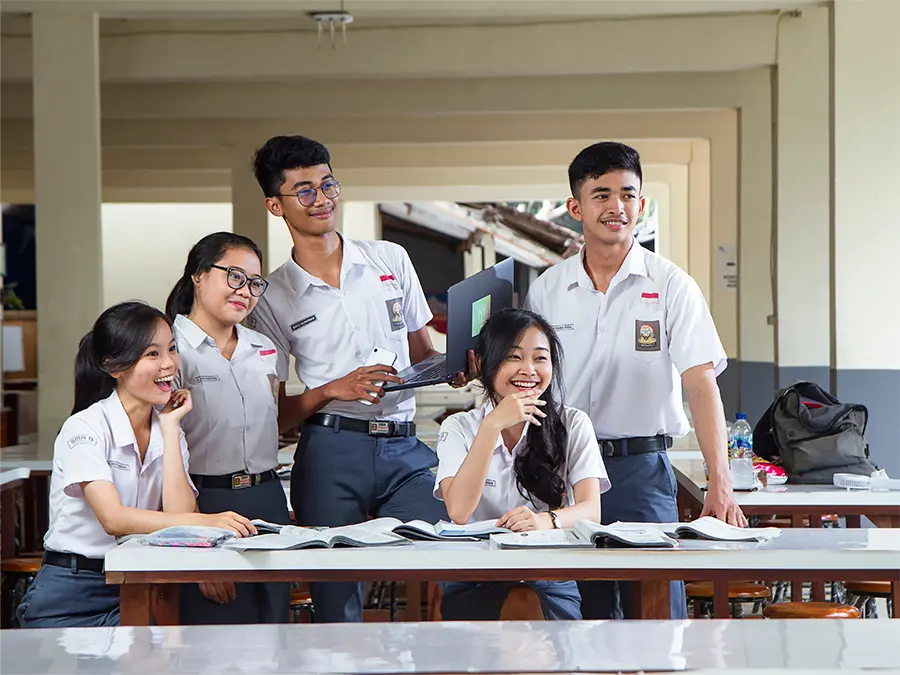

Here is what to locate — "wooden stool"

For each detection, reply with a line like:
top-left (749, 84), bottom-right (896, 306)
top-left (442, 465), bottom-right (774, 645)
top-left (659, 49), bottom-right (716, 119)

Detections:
top-left (844, 581), bottom-right (892, 618)
top-left (685, 581), bottom-right (770, 618)
top-left (763, 601), bottom-right (860, 619)
top-left (289, 587), bottom-right (314, 623)
top-left (1, 557), bottom-right (42, 628)
top-left (499, 586), bottom-right (544, 621)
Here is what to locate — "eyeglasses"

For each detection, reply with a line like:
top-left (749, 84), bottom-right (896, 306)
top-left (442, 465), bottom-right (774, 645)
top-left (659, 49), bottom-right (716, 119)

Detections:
top-left (278, 180), bottom-right (341, 207)
top-left (209, 265), bottom-right (269, 297)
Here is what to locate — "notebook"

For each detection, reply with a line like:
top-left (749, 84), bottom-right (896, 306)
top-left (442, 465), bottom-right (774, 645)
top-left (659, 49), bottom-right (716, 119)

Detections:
top-left (240, 517), bottom-right (511, 550)
top-left (490, 517), bottom-right (782, 550)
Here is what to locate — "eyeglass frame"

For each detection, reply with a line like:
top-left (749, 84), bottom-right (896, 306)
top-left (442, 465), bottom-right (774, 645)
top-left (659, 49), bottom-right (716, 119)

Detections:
top-left (277, 179), bottom-right (341, 207)
top-left (208, 264), bottom-right (269, 297)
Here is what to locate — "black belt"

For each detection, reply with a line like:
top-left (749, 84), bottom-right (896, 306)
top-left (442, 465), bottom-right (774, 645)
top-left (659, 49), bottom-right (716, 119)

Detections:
top-left (191, 468), bottom-right (278, 490)
top-left (598, 434), bottom-right (672, 457)
top-left (307, 413), bottom-right (416, 438)
top-left (43, 551), bottom-right (104, 574)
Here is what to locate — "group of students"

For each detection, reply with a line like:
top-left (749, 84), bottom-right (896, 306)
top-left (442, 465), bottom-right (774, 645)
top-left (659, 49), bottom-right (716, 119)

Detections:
top-left (16, 135), bottom-right (745, 628)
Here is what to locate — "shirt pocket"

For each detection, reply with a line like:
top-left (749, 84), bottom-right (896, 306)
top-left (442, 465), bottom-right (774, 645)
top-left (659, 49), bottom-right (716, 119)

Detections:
top-left (627, 309), bottom-right (668, 364)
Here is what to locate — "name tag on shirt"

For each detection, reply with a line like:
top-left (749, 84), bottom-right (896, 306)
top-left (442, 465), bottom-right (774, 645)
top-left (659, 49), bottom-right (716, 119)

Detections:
top-left (553, 323), bottom-right (575, 332)
top-left (485, 479), bottom-right (497, 487)
top-left (291, 315), bottom-right (317, 331)
top-left (108, 460), bottom-right (131, 472)
top-left (190, 375), bottom-right (221, 384)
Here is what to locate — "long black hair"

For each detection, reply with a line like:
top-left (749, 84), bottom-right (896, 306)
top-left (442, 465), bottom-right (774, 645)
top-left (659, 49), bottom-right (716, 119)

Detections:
top-left (165, 232), bottom-right (264, 319)
top-left (474, 308), bottom-right (568, 509)
top-left (73, 302), bottom-right (172, 415)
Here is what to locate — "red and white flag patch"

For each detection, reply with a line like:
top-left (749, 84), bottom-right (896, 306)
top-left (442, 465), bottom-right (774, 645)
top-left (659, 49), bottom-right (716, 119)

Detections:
top-left (641, 292), bottom-right (660, 304)
top-left (379, 274), bottom-right (395, 283)
top-left (259, 349), bottom-right (277, 357)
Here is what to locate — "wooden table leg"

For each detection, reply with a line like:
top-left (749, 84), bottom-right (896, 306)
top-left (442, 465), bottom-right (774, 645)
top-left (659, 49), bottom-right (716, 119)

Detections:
top-left (790, 514), bottom-right (806, 602)
top-left (119, 584), bottom-right (153, 626)
top-left (808, 514), bottom-right (827, 601)
top-left (712, 579), bottom-right (730, 619)
top-left (629, 580), bottom-right (670, 619)
top-left (1, 489), bottom-right (17, 559)
top-left (403, 581), bottom-right (422, 621)
top-left (845, 514), bottom-right (862, 529)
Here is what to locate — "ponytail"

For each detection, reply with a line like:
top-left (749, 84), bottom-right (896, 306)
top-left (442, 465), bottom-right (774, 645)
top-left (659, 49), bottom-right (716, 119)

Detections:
top-left (165, 231), bottom-right (264, 320)
top-left (165, 275), bottom-right (195, 319)
top-left (71, 301), bottom-right (172, 415)
top-left (72, 332), bottom-right (116, 415)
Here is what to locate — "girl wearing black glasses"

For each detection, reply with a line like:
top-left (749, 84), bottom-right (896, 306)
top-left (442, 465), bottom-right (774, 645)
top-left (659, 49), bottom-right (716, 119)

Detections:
top-left (166, 232), bottom-right (290, 624)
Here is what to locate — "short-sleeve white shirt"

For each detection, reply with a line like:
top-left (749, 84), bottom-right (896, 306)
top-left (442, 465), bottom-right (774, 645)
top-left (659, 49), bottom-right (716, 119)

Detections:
top-left (248, 236), bottom-right (432, 422)
top-left (524, 240), bottom-right (727, 439)
top-left (43, 391), bottom-right (196, 559)
top-left (173, 315), bottom-right (280, 476)
top-left (433, 401), bottom-right (611, 522)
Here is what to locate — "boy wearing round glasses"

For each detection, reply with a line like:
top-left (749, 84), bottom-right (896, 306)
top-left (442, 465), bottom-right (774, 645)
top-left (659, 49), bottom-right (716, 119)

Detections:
top-left (247, 135), bottom-right (456, 623)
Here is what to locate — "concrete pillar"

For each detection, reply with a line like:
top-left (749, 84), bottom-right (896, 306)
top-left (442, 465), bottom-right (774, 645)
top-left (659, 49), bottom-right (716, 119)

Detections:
top-left (32, 12), bottom-right (103, 456)
top-left (231, 150), bottom-right (269, 267)
top-left (832, 0), bottom-right (900, 477)
top-left (775, 7), bottom-right (831, 392)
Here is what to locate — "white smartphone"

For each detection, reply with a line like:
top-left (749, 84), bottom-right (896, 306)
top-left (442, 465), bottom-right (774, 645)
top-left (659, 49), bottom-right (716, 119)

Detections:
top-left (359, 347), bottom-right (398, 406)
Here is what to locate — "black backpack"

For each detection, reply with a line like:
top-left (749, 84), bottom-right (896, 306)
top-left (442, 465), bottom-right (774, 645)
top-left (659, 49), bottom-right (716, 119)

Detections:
top-left (752, 381), bottom-right (876, 484)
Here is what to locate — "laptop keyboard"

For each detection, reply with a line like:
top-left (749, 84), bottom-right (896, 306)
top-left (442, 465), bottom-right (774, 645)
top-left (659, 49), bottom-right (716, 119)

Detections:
top-left (404, 359), bottom-right (448, 384)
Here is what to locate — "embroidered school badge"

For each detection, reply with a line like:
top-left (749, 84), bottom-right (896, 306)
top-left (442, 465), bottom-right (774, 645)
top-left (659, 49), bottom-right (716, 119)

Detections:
top-left (634, 320), bottom-right (661, 352)
top-left (385, 298), bottom-right (405, 331)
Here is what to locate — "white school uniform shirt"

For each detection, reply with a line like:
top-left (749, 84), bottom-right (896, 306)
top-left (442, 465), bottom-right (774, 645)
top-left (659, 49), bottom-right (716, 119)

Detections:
top-left (173, 314), bottom-right (280, 476)
top-left (248, 236), bottom-right (433, 422)
top-left (43, 390), bottom-right (196, 559)
top-left (524, 240), bottom-right (727, 440)
top-left (433, 401), bottom-right (611, 523)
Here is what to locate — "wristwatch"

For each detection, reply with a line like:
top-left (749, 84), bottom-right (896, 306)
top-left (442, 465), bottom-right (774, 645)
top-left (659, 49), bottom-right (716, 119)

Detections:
top-left (548, 510), bottom-right (561, 529)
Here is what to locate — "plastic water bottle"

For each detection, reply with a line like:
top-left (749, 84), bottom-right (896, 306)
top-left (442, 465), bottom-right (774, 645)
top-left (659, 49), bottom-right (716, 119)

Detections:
top-left (729, 413), bottom-right (755, 490)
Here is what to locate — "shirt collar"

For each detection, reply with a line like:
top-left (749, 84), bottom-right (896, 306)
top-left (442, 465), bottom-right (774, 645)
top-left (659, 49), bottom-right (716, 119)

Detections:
top-left (173, 314), bottom-right (209, 350)
top-left (175, 314), bottom-right (264, 355)
top-left (479, 398), bottom-right (530, 454)
top-left (571, 238), bottom-right (649, 290)
top-left (284, 234), bottom-right (367, 295)
top-left (101, 390), bottom-right (163, 459)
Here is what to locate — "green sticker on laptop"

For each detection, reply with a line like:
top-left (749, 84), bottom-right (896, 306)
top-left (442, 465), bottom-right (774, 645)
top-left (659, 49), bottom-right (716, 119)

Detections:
top-left (471, 295), bottom-right (491, 337)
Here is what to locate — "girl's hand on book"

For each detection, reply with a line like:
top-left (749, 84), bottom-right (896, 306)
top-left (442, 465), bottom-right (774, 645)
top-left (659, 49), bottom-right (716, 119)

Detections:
top-left (496, 506), bottom-right (552, 532)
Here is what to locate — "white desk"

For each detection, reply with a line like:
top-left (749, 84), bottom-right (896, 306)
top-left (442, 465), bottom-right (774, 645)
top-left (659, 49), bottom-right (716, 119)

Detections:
top-left (106, 528), bottom-right (900, 624)
top-left (0, 466), bottom-right (30, 487)
top-left (672, 459), bottom-right (900, 520)
top-left (2, 620), bottom-right (898, 674)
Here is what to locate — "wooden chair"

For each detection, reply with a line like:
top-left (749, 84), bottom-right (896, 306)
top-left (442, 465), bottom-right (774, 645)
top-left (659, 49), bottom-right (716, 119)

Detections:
top-left (763, 601), bottom-right (860, 619)
top-left (843, 581), bottom-right (893, 618)
top-left (289, 585), bottom-right (315, 623)
top-left (685, 581), bottom-right (770, 618)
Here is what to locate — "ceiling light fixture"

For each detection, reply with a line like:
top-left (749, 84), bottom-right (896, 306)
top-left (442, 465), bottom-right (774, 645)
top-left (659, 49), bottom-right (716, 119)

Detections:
top-left (309, 3), bottom-right (354, 49)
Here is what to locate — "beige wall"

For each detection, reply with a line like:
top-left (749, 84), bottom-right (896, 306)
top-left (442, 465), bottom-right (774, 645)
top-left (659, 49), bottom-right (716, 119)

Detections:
top-left (101, 203), bottom-right (231, 311)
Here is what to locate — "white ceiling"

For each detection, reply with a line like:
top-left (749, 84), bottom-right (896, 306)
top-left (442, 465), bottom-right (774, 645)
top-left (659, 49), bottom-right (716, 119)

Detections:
top-left (0, 0), bottom-right (828, 25)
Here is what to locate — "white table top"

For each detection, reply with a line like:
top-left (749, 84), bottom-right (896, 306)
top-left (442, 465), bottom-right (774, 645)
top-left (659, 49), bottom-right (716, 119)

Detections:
top-left (672, 459), bottom-right (900, 507)
top-left (106, 528), bottom-right (900, 575)
top-left (0, 466), bottom-right (30, 486)
top-left (2, 620), bottom-right (898, 673)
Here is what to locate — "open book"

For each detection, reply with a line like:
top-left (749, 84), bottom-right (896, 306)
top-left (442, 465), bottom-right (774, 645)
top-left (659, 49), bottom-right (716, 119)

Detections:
top-left (240, 517), bottom-right (510, 550)
top-left (656, 516), bottom-right (782, 542)
top-left (490, 517), bottom-right (782, 550)
top-left (491, 521), bottom-right (678, 550)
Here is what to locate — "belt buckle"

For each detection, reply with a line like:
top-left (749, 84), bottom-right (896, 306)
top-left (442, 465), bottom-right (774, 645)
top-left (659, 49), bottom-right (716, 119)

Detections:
top-left (231, 473), bottom-right (252, 489)
top-left (368, 421), bottom-right (392, 436)
top-left (602, 441), bottom-right (616, 457)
